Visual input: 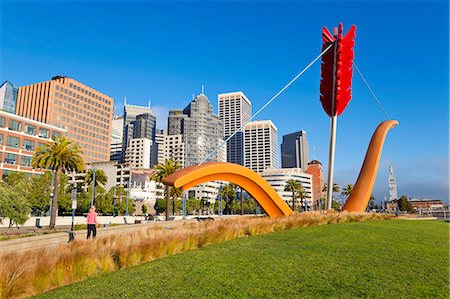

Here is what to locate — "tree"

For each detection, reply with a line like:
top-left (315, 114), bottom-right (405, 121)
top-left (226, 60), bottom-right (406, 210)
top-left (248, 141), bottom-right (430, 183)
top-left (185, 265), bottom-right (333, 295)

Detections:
top-left (142, 204), bottom-right (148, 215)
top-left (84, 169), bottom-right (108, 204)
top-left (152, 159), bottom-right (182, 221)
top-left (84, 169), bottom-right (108, 187)
top-left (322, 183), bottom-right (340, 193)
top-left (154, 198), bottom-right (166, 214)
top-left (117, 198), bottom-right (135, 215)
top-left (244, 197), bottom-right (257, 214)
top-left (284, 179), bottom-right (302, 212)
top-left (341, 184), bottom-right (354, 197)
top-left (29, 171), bottom-right (52, 214)
top-left (296, 185), bottom-right (310, 212)
top-left (186, 198), bottom-right (201, 214)
top-left (331, 200), bottom-right (341, 211)
top-left (104, 186), bottom-right (127, 216)
top-left (322, 183), bottom-right (340, 210)
top-left (221, 183), bottom-right (237, 215)
top-left (170, 187), bottom-right (183, 216)
top-left (32, 136), bottom-right (85, 228)
top-left (0, 184), bottom-right (32, 227)
top-left (367, 195), bottom-right (376, 211)
top-left (239, 187), bottom-right (245, 215)
top-left (56, 173), bottom-right (73, 214)
top-left (398, 195), bottom-right (414, 213)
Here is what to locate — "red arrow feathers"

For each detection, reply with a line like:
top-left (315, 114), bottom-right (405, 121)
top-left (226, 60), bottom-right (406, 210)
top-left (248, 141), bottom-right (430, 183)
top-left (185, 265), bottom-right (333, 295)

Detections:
top-left (320, 23), bottom-right (356, 117)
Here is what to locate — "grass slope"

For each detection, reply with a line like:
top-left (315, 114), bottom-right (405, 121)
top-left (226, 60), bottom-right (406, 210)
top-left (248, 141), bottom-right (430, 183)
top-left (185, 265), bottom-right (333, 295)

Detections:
top-left (38, 220), bottom-right (449, 298)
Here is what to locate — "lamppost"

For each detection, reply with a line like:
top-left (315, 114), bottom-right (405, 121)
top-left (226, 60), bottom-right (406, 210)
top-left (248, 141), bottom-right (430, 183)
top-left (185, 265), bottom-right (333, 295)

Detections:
top-left (126, 180), bottom-right (130, 216)
top-left (113, 186), bottom-right (117, 217)
top-left (47, 171), bottom-right (55, 216)
top-left (69, 182), bottom-right (77, 242)
top-left (182, 192), bottom-right (187, 220)
top-left (91, 168), bottom-right (96, 206)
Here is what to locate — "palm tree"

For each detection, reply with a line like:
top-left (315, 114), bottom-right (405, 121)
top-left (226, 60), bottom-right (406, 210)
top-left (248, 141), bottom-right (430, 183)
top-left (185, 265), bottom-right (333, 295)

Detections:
top-left (341, 184), bottom-right (354, 197)
top-left (84, 169), bottom-right (108, 204)
top-left (322, 183), bottom-right (340, 193)
top-left (32, 136), bottom-right (84, 228)
top-left (221, 183), bottom-right (237, 215)
top-left (296, 185), bottom-right (310, 212)
top-left (240, 187), bottom-right (245, 215)
top-left (84, 169), bottom-right (108, 188)
top-left (152, 159), bottom-right (182, 221)
top-left (284, 180), bottom-right (302, 211)
top-left (170, 187), bottom-right (183, 216)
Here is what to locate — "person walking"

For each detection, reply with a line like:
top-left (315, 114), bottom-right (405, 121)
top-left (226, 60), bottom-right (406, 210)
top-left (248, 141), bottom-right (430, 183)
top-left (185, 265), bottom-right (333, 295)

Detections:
top-left (87, 205), bottom-right (98, 239)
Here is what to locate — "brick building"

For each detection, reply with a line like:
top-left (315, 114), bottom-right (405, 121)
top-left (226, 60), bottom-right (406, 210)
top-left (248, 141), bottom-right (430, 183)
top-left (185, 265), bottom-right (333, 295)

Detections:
top-left (306, 159), bottom-right (325, 209)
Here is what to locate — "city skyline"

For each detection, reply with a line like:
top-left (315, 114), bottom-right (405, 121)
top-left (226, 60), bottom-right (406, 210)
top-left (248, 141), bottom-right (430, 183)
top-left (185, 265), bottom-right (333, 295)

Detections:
top-left (1, 1), bottom-right (448, 202)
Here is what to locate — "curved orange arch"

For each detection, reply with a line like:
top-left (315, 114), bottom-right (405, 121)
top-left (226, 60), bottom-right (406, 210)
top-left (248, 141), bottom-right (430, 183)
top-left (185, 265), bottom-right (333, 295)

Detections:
top-left (163, 162), bottom-right (293, 217)
top-left (342, 120), bottom-right (399, 212)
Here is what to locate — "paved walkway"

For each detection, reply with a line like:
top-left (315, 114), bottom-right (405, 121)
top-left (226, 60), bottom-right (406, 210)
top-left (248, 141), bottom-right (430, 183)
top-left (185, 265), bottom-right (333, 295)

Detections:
top-left (0, 215), bottom-right (245, 255)
top-left (0, 219), bottom-right (198, 255)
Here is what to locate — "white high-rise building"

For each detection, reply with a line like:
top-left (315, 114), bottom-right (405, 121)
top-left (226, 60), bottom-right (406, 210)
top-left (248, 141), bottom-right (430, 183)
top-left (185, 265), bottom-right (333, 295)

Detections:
top-left (218, 91), bottom-right (252, 165)
top-left (124, 138), bottom-right (153, 169)
top-left (261, 168), bottom-right (313, 210)
top-left (244, 120), bottom-right (279, 173)
top-left (388, 165), bottom-right (398, 202)
top-left (110, 115), bottom-right (124, 161)
top-left (164, 134), bottom-right (185, 167)
top-left (155, 129), bottom-right (165, 165)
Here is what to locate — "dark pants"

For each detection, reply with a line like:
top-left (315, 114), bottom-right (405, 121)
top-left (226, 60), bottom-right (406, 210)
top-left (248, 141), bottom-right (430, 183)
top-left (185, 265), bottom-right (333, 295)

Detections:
top-left (87, 224), bottom-right (97, 239)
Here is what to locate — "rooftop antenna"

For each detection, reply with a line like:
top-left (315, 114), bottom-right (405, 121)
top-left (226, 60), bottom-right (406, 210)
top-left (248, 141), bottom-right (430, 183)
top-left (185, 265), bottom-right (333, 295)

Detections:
top-left (201, 85), bottom-right (205, 94)
top-left (124, 96), bottom-right (127, 106)
top-left (192, 94), bottom-right (195, 100)
top-left (313, 146), bottom-right (316, 160)
top-left (148, 99), bottom-right (151, 108)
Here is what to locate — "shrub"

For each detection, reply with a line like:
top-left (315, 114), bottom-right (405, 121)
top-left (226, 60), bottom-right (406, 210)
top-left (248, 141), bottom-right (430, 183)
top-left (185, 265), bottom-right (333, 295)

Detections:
top-left (0, 211), bottom-right (392, 298)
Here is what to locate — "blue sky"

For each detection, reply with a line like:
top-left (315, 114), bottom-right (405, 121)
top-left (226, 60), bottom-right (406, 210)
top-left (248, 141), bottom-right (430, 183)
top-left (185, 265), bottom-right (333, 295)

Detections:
top-left (1, 0), bottom-right (448, 202)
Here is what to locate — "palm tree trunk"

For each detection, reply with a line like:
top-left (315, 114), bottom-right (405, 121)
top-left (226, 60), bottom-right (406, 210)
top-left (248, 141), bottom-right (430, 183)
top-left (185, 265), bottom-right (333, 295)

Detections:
top-left (165, 186), bottom-right (171, 221)
top-left (292, 192), bottom-right (296, 211)
top-left (240, 187), bottom-right (244, 215)
top-left (49, 169), bottom-right (61, 228)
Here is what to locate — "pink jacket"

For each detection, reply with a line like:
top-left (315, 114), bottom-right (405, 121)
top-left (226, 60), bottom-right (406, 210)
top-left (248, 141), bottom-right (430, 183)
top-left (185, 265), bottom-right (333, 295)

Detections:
top-left (87, 212), bottom-right (97, 224)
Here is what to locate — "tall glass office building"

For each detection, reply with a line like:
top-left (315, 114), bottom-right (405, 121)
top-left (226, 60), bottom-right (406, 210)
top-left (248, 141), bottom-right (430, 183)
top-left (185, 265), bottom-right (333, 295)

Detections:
top-left (168, 92), bottom-right (225, 166)
top-left (122, 102), bottom-right (157, 167)
top-left (0, 81), bottom-right (18, 114)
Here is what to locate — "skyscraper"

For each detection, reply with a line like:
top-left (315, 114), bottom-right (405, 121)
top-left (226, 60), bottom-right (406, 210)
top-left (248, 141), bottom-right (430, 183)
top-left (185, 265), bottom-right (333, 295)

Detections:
top-left (16, 76), bottom-right (114, 162)
top-left (0, 81), bottom-right (18, 114)
top-left (388, 165), bottom-right (398, 202)
top-left (218, 91), bottom-right (252, 165)
top-left (281, 130), bottom-right (309, 170)
top-left (244, 120), bottom-right (279, 173)
top-left (110, 115), bottom-right (124, 162)
top-left (168, 91), bottom-right (225, 166)
top-left (122, 102), bottom-right (157, 167)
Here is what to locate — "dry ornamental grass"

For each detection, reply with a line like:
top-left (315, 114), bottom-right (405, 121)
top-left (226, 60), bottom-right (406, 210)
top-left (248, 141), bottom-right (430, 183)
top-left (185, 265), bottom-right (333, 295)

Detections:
top-left (0, 211), bottom-right (391, 299)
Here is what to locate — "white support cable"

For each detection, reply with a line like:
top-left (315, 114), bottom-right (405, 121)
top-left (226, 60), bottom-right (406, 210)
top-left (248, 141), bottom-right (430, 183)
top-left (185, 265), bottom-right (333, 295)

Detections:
top-left (199, 43), bottom-right (334, 165)
top-left (353, 62), bottom-right (391, 120)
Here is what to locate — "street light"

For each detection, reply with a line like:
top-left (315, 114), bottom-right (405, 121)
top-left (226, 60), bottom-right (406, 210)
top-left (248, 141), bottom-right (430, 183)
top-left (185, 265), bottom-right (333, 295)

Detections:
top-left (47, 171), bottom-right (55, 216)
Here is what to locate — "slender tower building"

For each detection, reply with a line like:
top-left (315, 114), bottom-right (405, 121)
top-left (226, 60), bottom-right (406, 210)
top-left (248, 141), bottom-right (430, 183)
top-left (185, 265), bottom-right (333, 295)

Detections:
top-left (388, 165), bottom-right (398, 202)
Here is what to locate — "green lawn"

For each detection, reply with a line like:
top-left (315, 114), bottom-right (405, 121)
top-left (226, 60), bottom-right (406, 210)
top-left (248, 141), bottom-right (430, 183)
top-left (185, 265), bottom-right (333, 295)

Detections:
top-left (38, 220), bottom-right (449, 298)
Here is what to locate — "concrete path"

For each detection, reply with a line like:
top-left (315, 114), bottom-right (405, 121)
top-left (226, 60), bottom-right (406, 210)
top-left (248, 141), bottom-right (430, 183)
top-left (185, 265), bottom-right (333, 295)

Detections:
top-left (0, 215), bottom-right (243, 255)
top-left (0, 220), bottom-right (197, 255)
